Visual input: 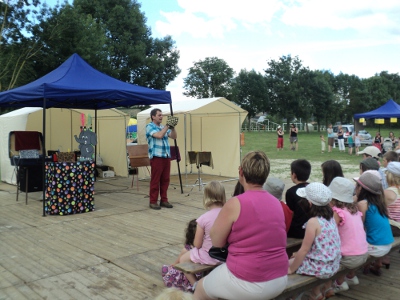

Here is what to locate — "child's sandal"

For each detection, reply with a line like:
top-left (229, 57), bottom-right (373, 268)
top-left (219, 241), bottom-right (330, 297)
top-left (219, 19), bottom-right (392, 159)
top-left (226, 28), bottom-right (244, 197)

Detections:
top-left (324, 287), bottom-right (335, 298)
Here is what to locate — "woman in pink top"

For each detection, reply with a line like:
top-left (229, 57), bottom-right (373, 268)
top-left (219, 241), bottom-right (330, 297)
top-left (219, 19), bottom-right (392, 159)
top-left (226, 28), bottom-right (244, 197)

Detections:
top-left (328, 177), bottom-right (368, 295)
top-left (193, 151), bottom-right (288, 300)
top-left (177, 181), bottom-right (226, 286)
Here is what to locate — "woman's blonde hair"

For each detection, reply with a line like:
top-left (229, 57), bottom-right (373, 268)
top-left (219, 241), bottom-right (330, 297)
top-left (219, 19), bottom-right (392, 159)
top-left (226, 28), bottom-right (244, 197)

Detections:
top-left (203, 181), bottom-right (226, 209)
top-left (241, 151), bottom-right (270, 185)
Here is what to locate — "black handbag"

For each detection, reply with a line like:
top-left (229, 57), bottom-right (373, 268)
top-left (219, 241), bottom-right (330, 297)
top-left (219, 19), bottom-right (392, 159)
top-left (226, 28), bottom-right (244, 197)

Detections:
top-left (208, 244), bottom-right (229, 262)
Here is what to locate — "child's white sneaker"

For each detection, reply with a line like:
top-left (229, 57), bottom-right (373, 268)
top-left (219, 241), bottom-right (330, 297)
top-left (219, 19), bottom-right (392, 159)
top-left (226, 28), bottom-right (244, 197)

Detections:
top-left (345, 275), bottom-right (359, 286)
top-left (333, 280), bottom-right (349, 293)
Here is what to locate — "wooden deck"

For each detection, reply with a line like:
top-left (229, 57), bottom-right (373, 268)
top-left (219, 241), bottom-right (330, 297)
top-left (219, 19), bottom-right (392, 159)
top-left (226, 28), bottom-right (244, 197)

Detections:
top-left (0, 175), bottom-right (400, 300)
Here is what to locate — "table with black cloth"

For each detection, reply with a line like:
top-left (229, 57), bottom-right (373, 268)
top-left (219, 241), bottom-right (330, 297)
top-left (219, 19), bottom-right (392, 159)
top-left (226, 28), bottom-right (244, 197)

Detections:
top-left (45, 161), bottom-right (95, 215)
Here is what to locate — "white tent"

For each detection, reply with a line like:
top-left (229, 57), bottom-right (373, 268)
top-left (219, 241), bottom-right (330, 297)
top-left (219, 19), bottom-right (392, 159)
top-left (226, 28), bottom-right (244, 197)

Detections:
top-left (137, 97), bottom-right (248, 179)
top-left (0, 107), bottom-right (130, 184)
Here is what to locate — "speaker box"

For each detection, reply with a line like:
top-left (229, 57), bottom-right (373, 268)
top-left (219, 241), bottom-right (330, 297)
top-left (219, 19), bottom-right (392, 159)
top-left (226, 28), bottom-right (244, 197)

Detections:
top-left (18, 166), bottom-right (43, 192)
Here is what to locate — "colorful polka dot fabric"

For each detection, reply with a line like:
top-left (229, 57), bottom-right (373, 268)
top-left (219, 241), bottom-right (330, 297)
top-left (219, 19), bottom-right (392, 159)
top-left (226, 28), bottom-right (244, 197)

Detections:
top-left (45, 161), bottom-right (95, 215)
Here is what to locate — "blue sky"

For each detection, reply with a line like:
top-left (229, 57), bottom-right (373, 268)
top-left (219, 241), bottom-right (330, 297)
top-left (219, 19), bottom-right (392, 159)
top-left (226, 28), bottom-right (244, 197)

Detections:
top-left (46, 0), bottom-right (400, 101)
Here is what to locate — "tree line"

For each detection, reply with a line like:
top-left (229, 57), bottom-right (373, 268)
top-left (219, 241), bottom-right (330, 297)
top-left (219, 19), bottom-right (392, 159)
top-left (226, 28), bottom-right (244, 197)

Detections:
top-left (1, 0), bottom-right (180, 91)
top-left (1, 1), bottom-right (400, 130)
top-left (184, 56), bottom-right (400, 131)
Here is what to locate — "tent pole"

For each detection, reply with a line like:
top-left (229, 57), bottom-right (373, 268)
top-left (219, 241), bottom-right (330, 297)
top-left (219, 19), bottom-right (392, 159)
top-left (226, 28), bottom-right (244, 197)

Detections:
top-left (42, 99), bottom-right (47, 217)
top-left (170, 103), bottom-right (183, 194)
top-left (93, 108), bottom-right (98, 182)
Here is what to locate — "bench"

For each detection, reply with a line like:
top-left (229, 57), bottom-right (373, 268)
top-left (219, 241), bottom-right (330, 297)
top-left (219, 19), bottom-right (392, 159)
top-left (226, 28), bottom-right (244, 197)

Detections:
top-left (174, 237), bottom-right (303, 275)
top-left (173, 261), bottom-right (220, 275)
top-left (275, 236), bottom-right (400, 300)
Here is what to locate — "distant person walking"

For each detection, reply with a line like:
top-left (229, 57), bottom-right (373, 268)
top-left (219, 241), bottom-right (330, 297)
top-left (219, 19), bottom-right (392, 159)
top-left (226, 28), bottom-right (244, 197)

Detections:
top-left (337, 125), bottom-right (345, 152)
top-left (327, 124), bottom-right (335, 152)
top-left (389, 132), bottom-right (396, 150)
top-left (320, 135), bottom-right (326, 153)
top-left (348, 132), bottom-right (354, 155)
top-left (277, 126), bottom-right (284, 151)
top-left (290, 123), bottom-right (298, 151)
top-left (355, 131), bottom-right (361, 154)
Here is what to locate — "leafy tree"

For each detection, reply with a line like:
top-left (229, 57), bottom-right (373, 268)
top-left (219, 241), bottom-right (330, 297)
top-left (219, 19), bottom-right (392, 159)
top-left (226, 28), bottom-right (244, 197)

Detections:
top-left (348, 78), bottom-right (370, 119)
top-left (305, 70), bottom-right (334, 131)
top-left (231, 69), bottom-right (268, 130)
top-left (378, 71), bottom-right (400, 102)
top-left (183, 57), bottom-right (235, 98)
top-left (74, 0), bottom-right (180, 89)
top-left (362, 72), bottom-right (400, 111)
top-left (0, 0), bottom-right (43, 90)
top-left (364, 76), bottom-right (389, 109)
top-left (264, 55), bottom-right (306, 132)
top-left (31, 2), bottom-right (109, 77)
top-left (332, 73), bottom-right (361, 124)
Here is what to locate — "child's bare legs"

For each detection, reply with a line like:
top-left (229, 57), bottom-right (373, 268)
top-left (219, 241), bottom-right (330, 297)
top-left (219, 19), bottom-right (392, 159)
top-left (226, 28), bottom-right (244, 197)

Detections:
top-left (355, 146), bottom-right (359, 154)
top-left (349, 147), bottom-right (353, 155)
top-left (174, 247), bottom-right (189, 264)
top-left (178, 251), bottom-right (197, 284)
top-left (346, 269), bottom-right (356, 280)
top-left (310, 283), bottom-right (326, 299)
top-left (320, 280), bottom-right (334, 298)
top-left (335, 274), bottom-right (346, 285)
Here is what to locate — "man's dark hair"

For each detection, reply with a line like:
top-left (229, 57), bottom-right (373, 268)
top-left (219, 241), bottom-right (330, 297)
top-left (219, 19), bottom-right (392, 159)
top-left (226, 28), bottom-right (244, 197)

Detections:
top-left (291, 159), bottom-right (311, 181)
top-left (150, 108), bottom-right (161, 120)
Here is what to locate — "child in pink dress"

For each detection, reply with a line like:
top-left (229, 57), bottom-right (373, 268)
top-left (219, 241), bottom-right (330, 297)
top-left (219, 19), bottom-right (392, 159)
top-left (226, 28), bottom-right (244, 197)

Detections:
top-left (328, 177), bottom-right (368, 295)
top-left (288, 182), bottom-right (341, 300)
top-left (177, 181), bottom-right (226, 285)
top-left (162, 219), bottom-right (198, 292)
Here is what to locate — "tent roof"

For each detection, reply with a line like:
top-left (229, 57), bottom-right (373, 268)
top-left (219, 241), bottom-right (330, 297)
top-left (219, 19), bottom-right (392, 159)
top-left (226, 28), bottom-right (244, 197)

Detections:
top-left (0, 107), bottom-right (42, 118)
top-left (354, 99), bottom-right (400, 119)
top-left (138, 97), bottom-right (247, 116)
top-left (0, 53), bottom-right (171, 109)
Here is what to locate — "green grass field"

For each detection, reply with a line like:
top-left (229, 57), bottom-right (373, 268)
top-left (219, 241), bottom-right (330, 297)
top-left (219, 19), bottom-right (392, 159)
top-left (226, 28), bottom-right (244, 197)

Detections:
top-left (239, 127), bottom-right (395, 182)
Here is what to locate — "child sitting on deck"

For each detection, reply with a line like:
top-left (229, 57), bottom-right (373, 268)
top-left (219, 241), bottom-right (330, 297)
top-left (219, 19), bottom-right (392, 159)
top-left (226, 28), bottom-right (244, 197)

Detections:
top-left (286, 159), bottom-right (311, 238)
top-left (328, 177), bottom-right (368, 295)
top-left (288, 183), bottom-right (341, 300)
top-left (355, 171), bottom-right (393, 276)
top-left (263, 177), bottom-right (293, 233)
top-left (177, 181), bottom-right (226, 287)
top-left (162, 219), bottom-right (199, 292)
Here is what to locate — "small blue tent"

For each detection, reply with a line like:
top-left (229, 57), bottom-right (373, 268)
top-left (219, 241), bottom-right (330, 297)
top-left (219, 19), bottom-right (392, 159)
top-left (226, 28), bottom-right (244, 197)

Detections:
top-left (354, 99), bottom-right (400, 119)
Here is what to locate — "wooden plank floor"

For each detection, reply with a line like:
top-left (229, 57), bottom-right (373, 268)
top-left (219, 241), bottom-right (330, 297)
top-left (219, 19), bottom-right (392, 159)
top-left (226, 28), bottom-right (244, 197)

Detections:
top-left (1, 175), bottom-right (400, 300)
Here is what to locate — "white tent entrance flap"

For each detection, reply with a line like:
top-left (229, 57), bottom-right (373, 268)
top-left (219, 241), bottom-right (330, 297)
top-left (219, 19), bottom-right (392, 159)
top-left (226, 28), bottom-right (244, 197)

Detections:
top-left (137, 97), bottom-right (248, 187)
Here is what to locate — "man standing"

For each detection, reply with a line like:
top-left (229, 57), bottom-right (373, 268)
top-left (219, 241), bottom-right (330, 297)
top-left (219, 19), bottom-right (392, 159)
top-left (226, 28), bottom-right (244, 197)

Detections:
top-left (327, 124), bottom-right (335, 152)
top-left (146, 108), bottom-right (177, 210)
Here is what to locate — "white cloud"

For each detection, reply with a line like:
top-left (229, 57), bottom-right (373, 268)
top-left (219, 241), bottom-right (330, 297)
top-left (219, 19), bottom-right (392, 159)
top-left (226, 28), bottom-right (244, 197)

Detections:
top-left (155, 0), bottom-right (400, 39)
top-left (157, 0), bottom-right (400, 97)
top-left (281, 0), bottom-right (400, 33)
top-left (156, 0), bottom-right (282, 38)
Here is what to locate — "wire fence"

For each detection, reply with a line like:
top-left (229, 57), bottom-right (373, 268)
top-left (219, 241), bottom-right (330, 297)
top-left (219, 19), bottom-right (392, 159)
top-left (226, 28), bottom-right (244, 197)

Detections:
top-left (242, 120), bottom-right (326, 132)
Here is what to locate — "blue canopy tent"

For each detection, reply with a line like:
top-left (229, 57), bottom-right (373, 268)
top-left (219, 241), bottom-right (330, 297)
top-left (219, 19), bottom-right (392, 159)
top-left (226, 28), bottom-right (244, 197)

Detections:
top-left (0, 53), bottom-right (182, 214)
top-left (0, 53), bottom-right (171, 108)
top-left (354, 99), bottom-right (400, 120)
top-left (354, 99), bottom-right (400, 133)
